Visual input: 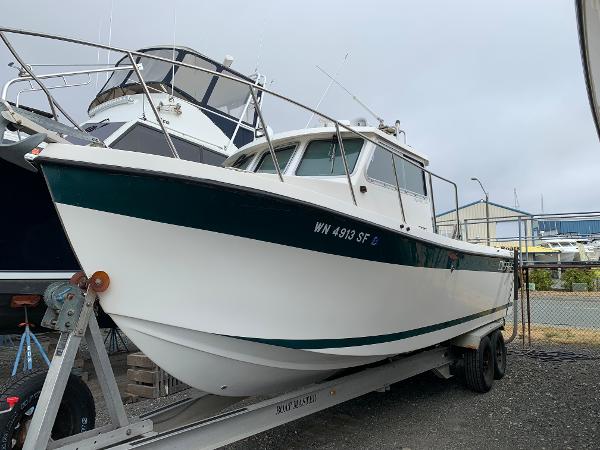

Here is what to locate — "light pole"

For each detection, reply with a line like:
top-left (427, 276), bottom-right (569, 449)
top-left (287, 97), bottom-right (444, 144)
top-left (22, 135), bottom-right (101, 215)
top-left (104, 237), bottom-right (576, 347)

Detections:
top-left (471, 177), bottom-right (491, 246)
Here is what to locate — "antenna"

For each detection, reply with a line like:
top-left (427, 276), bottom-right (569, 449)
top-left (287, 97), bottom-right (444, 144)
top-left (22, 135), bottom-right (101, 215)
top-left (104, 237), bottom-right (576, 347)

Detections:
top-left (95, 18), bottom-right (101, 89)
top-left (314, 64), bottom-right (385, 127)
top-left (171, 6), bottom-right (177, 98)
top-left (106, 0), bottom-right (114, 80)
top-left (305, 53), bottom-right (350, 128)
top-left (541, 194), bottom-right (544, 213)
top-left (513, 188), bottom-right (520, 209)
top-left (254, 5), bottom-right (270, 74)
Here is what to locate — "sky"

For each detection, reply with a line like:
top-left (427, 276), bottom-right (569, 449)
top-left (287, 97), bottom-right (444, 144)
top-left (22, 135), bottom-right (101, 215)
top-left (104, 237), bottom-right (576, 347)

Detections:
top-left (0, 0), bottom-right (598, 214)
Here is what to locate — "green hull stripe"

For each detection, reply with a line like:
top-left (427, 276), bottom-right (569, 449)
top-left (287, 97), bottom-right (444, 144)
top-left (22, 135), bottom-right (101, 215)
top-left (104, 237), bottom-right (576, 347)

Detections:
top-left (231, 303), bottom-right (511, 349)
top-left (41, 162), bottom-right (511, 272)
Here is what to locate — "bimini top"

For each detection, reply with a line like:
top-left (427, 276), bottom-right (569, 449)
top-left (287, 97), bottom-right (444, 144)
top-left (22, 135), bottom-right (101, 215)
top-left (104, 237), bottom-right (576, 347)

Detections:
top-left (88, 46), bottom-right (260, 128)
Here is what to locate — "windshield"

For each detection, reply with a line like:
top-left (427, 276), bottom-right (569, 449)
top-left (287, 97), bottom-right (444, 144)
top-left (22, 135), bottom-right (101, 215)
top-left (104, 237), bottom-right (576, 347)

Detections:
top-left (89, 47), bottom-right (260, 127)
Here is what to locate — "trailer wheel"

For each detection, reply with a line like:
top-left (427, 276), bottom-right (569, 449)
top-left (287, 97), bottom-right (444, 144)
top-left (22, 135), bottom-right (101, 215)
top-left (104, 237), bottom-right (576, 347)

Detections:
top-left (0, 370), bottom-right (95, 450)
top-left (464, 335), bottom-right (494, 393)
top-left (491, 330), bottom-right (507, 380)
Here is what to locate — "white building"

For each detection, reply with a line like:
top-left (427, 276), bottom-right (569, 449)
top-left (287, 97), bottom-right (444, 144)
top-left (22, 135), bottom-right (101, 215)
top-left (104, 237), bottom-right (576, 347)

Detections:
top-left (436, 200), bottom-right (534, 246)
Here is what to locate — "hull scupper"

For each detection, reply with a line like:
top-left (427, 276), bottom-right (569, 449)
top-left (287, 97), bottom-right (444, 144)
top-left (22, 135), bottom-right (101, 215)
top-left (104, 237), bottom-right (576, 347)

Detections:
top-left (38, 143), bottom-right (513, 396)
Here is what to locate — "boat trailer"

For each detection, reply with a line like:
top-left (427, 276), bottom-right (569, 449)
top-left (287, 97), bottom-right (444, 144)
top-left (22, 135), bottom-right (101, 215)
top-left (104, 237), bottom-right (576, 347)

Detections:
top-left (0, 271), bottom-right (511, 449)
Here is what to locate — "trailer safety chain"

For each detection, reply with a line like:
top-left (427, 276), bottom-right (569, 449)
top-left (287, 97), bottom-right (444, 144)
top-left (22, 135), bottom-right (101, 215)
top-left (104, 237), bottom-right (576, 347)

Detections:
top-left (0, 397), bottom-right (20, 415)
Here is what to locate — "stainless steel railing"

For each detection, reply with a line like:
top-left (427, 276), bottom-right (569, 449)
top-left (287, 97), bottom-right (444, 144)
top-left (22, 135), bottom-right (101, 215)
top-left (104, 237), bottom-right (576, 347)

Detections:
top-left (1, 65), bottom-right (139, 105)
top-left (0, 27), bottom-right (462, 238)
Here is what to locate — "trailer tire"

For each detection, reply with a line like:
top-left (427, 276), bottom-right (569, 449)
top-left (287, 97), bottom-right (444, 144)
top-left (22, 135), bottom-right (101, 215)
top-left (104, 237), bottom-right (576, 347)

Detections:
top-left (0, 369), bottom-right (95, 450)
top-left (464, 335), bottom-right (494, 393)
top-left (491, 330), bottom-right (507, 380)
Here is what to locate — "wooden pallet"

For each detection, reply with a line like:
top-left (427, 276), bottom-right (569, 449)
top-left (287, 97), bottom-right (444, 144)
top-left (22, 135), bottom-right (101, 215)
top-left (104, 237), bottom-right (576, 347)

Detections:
top-left (126, 352), bottom-right (188, 400)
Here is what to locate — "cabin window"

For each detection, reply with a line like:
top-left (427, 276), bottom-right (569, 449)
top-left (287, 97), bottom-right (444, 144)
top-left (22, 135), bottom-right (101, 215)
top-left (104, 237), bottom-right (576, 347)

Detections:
top-left (367, 145), bottom-right (427, 196)
top-left (111, 123), bottom-right (226, 165)
top-left (231, 153), bottom-right (255, 170)
top-left (255, 145), bottom-right (296, 173)
top-left (296, 138), bottom-right (362, 176)
top-left (393, 154), bottom-right (427, 196)
top-left (367, 146), bottom-right (396, 186)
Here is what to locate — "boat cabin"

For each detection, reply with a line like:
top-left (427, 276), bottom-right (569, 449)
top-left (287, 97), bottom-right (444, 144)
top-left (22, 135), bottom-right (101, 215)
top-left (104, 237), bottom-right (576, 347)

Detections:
top-left (223, 126), bottom-right (435, 232)
top-left (78, 46), bottom-right (263, 162)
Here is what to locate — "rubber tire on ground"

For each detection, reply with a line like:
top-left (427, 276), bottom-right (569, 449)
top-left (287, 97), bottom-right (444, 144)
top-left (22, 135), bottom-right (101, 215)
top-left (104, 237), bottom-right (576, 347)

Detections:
top-left (0, 370), bottom-right (95, 450)
top-left (464, 335), bottom-right (495, 393)
top-left (491, 330), bottom-right (507, 380)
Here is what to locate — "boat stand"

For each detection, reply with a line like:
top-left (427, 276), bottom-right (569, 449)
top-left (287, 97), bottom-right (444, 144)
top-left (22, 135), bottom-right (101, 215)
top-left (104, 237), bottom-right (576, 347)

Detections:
top-left (104, 326), bottom-right (129, 354)
top-left (19, 272), bottom-right (501, 450)
top-left (11, 306), bottom-right (51, 376)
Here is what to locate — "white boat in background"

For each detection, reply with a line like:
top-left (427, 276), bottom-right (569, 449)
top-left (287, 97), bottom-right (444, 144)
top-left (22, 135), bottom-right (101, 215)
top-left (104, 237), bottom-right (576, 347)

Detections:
top-left (574, 238), bottom-right (600, 260)
top-left (538, 238), bottom-right (596, 262)
top-left (590, 239), bottom-right (600, 260)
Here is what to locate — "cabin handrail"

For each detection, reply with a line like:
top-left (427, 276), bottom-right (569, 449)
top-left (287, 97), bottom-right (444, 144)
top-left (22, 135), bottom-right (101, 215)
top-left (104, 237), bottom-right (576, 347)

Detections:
top-left (335, 122), bottom-right (357, 206)
top-left (249, 86), bottom-right (283, 182)
top-left (0, 27), bottom-right (463, 239)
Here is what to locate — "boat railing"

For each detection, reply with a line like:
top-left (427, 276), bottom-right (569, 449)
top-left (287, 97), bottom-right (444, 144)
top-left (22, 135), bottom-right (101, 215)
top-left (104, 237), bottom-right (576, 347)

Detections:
top-left (0, 27), bottom-right (462, 239)
top-left (2, 64), bottom-right (140, 108)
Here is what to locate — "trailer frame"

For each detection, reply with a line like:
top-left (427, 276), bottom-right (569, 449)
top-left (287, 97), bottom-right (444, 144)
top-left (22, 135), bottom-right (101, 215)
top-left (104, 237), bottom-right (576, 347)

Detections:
top-left (11, 275), bottom-right (505, 450)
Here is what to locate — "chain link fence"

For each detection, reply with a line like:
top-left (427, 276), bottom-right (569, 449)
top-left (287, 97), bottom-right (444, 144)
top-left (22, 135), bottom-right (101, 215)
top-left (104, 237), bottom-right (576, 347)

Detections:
top-left (509, 265), bottom-right (600, 346)
top-left (436, 212), bottom-right (600, 347)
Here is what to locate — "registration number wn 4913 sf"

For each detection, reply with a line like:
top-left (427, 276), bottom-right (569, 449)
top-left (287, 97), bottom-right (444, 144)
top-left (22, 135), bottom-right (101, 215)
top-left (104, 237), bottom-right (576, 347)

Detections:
top-left (313, 221), bottom-right (379, 246)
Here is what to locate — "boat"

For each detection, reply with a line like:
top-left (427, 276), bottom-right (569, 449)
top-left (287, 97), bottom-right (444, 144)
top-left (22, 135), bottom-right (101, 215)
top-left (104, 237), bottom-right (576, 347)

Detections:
top-left (0, 44), bottom-right (262, 333)
top-left (537, 238), bottom-right (596, 262)
top-left (575, 238), bottom-right (600, 260)
top-left (590, 239), bottom-right (600, 260)
top-left (34, 123), bottom-right (514, 396)
top-left (501, 244), bottom-right (559, 264)
top-left (2, 29), bottom-right (514, 397)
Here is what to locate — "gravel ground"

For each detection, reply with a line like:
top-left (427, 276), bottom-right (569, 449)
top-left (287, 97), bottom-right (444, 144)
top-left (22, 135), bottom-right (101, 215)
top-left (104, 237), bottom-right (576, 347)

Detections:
top-left (94, 341), bottom-right (600, 449)
top-left (225, 342), bottom-right (600, 450)
top-left (2, 340), bottom-right (599, 449)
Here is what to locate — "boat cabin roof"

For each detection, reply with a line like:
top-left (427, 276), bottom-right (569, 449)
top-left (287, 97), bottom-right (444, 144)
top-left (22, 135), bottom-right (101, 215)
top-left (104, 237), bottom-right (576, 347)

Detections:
top-left (225, 126), bottom-right (429, 167)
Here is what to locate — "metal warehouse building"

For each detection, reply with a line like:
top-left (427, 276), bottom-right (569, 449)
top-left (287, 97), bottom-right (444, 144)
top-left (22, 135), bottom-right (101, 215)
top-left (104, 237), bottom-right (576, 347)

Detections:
top-left (436, 200), bottom-right (534, 245)
top-left (538, 219), bottom-right (600, 237)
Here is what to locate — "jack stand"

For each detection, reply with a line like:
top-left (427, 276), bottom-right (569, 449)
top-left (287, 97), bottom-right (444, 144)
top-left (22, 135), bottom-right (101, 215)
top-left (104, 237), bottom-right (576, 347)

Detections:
top-left (104, 327), bottom-right (129, 354)
top-left (11, 306), bottom-right (50, 376)
top-left (23, 271), bottom-right (152, 450)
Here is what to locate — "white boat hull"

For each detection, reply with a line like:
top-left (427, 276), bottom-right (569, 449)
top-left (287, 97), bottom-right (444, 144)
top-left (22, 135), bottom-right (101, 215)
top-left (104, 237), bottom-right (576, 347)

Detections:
top-left (39, 146), bottom-right (513, 396)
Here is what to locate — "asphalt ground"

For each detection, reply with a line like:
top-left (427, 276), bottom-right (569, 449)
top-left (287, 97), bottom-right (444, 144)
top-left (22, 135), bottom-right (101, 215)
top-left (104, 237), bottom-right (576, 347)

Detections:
top-left (529, 294), bottom-right (600, 328)
top-left (1, 340), bottom-right (599, 449)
